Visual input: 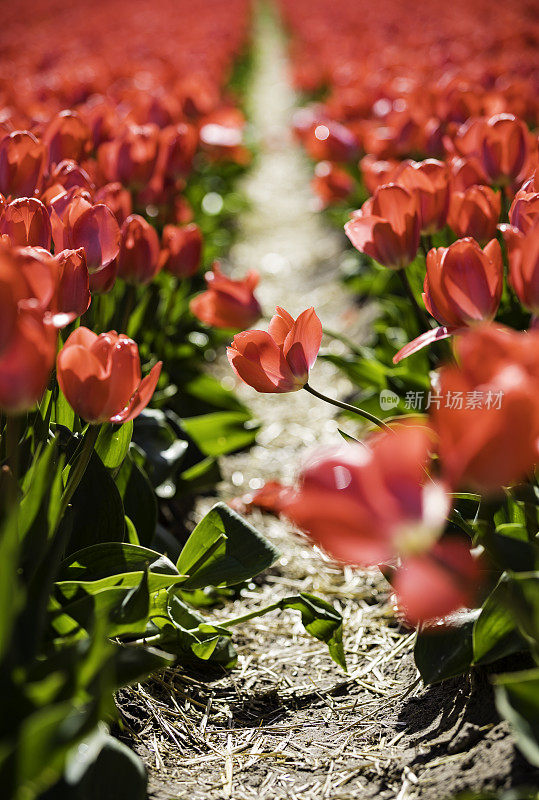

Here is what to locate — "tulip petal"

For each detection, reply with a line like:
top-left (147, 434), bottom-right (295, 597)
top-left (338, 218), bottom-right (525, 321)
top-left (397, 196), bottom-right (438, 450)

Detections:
top-left (283, 307), bottom-right (322, 370)
top-left (112, 361), bottom-right (162, 423)
top-left (393, 326), bottom-right (460, 363)
top-left (268, 306), bottom-right (295, 347)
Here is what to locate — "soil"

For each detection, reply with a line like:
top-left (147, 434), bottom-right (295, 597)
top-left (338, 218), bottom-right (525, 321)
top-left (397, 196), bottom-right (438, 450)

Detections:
top-left (118, 6), bottom-right (539, 799)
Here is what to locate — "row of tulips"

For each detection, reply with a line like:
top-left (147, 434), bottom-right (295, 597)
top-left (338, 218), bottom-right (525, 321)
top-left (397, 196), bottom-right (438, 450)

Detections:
top-left (0, 3), bottom-right (349, 798)
top-left (203, 0), bottom-right (539, 773)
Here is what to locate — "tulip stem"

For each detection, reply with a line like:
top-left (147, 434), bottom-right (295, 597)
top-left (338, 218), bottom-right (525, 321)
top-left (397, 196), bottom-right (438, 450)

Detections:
top-left (304, 383), bottom-right (391, 431)
top-left (120, 284), bottom-right (138, 334)
top-left (397, 270), bottom-right (432, 334)
top-left (58, 424), bottom-right (100, 522)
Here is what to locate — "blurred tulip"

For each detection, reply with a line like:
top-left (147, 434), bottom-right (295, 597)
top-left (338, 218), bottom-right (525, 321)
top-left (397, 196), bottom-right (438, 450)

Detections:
top-left (44, 110), bottom-right (91, 167)
top-left (227, 306), bottom-right (322, 393)
top-left (432, 324), bottom-right (539, 492)
top-left (57, 327), bottom-right (162, 424)
top-left (359, 155), bottom-right (399, 195)
top-left (509, 187), bottom-right (539, 235)
top-left (393, 159), bottom-right (450, 234)
top-left (284, 425), bottom-right (449, 566)
top-left (0, 197), bottom-right (51, 248)
top-left (0, 245), bottom-right (30, 355)
top-left (394, 538), bottom-right (480, 625)
top-left (229, 480), bottom-right (292, 516)
top-left (117, 214), bottom-right (161, 285)
top-left (448, 184), bottom-right (501, 243)
top-left (304, 120), bottom-right (359, 163)
top-left (69, 202), bottom-right (120, 293)
top-left (449, 156), bottom-right (489, 192)
top-left (311, 161), bottom-right (355, 208)
top-left (51, 248), bottom-right (91, 325)
top-left (481, 114), bottom-right (530, 185)
top-left (502, 223), bottom-right (539, 314)
top-left (0, 131), bottom-right (46, 198)
top-left (345, 183), bottom-right (420, 269)
top-left (190, 263), bottom-right (261, 329)
top-left (160, 223), bottom-right (202, 277)
top-left (0, 308), bottom-right (57, 413)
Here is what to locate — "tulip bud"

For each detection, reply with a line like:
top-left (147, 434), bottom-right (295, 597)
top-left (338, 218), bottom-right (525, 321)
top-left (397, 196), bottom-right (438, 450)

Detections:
top-left (0, 131), bottom-right (46, 198)
top-left (159, 223), bottom-right (202, 277)
top-left (44, 110), bottom-right (91, 167)
top-left (502, 223), bottom-right (539, 315)
top-left (118, 214), bottom-right (161, 285)
top-left (0, 197), bottom-right (52, 249)
top-left (93, 182), bottom-right (133, 226)
top-left (190, 263), bottom-right (262, 330)
top-left (448, 185), bottom-right (501, 244)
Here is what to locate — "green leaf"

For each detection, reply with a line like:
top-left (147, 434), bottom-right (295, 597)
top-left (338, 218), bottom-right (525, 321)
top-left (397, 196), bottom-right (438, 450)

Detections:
top-left (278, 593), bottom-right (346, 670)
top-left (177, 502), bottom-right (280, 590)
top-left (473, 576), bottom-right (529, 665)
top-left (495, 667), bottom-right (539, 767)
top-left (57, 542), bottom-right (185, 595)
top-left (95, 423), bottom-right (133, 470)
top-left (116, 455), bottom-right (157, 547)
top-left (64, 450), bottom-right (126, 556)
top-left (0, 509), bottom-right (22, 661)
top-left (482, 524), bottom-right (539, 572)
top-left (180, 411), bottom-right (260, 456)
top-left (415, 610), bottom-right (480, 684)
top-left (19, 438), bottom-right (58, 539)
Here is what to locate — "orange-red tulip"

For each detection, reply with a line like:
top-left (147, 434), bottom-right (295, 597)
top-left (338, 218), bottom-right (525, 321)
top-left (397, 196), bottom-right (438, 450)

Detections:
top-left (304, 120), bottom-right (359, 163)
top-left (502, 223), bottom-right (539, 315)
top-left (509, 186), bottom-right (539, 235)
top-left (311, 161), bottom-right (355, 208)
top-left (94, 182), bottom-right (133, 226)
top-left (51, 248), bottom-right (91, 325)
top-left (284, 425), bottom-right (449, 567)
top-left (57, 327), bottom-right (162, 424)
top-left (44, 110), bottom-right (91, 167)
top-left (393, 159), bottom-right (450, 234)
top-left (481, 114), bottom-right (530, 185)
top-left (359, 155), bottom-right (399, 195)
top-left (227, 306), bottom-right (322, 393)
top-left (0, 308), bottom-right (57, 413)
top-left (394, 538), bottom-right (480, 625)
top-left (190, 263), bottom-right (261, 330)
top-left (117, 214), bottom-right (161, 285)
top-left (160, 223), bottom-right (203, 278)
top-left (0, 131), bottom-right (46, 199)
top-left (449, 156), bottom-right (489, 192)
top-left (0, 197), bottom-right (51, 249)
top-left (345, 183), bottom-right (420, 269)
top-left (448, 185), bottom-right (501, 244)
top-left (432, 324), bottom-right (539, 492)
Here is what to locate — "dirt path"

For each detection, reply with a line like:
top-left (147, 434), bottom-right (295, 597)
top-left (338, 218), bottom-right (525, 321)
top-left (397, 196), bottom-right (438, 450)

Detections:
top-left (122, 7), bottom-right (539, 799)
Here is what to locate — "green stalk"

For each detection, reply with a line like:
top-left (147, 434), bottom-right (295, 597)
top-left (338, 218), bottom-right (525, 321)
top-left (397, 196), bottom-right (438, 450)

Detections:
top-left (57, 424), bottom-right (100, 522)
top-left (304, 383), bottom-right (391, 431)
top-left (397, 269), bottom-right (432, 334)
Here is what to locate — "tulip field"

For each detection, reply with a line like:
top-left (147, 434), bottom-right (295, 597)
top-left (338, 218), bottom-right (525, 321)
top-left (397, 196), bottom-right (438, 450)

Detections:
top-left (1, 0), bottom-right (539, 797)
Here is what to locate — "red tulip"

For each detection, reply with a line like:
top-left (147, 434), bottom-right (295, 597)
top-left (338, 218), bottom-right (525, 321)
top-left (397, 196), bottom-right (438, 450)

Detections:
top-left (49, 159), bottom-right (94, 194)
top-left (449, 156), bottom-right (489, 192)
top-left (481, 114), bottom-right (530, 185)
top-left (51, 248), bottom-right (91, 325)
top-left (0, 245), bottom-right (30, 355)
top-left (424, 238), bottom-right (503, 327)
top-left (359, 155), bottom-right (399, 195)
top-left (283, 425), bottom-right (449, 567)
top-left (93, 182), bottom-right (133, 226)
top-left (0, 308), bottom-right (57, 413)
top-left (155, 123), bottom-right (198, 180)
top-left (99, 124), bottom-right (159, 186)
top-left (393, 159), bottom-right (450, 234)
top-left (311, 161), bottom-right (355, 208)
top-left (304, 120), bottom-right (359, 163)
top-left (502, 223), bottom-right (539, 314)
top-left (117, 214), bottom-right (161, 285)
top-left (57, 327), bottom-right (162, 424)
top-left (345, 183), bottom-right (420, 269)
top-left (432, 324), bottom-right (539, 492)
top-left (190, 263), bottom-right (261, 330)
top-left (227, 306), bottom-right (322, 393)
top-left (229, 480), bottom-right (292, 516)
top-left (394, 538), bottom-right (480, 625)
top-left (0, 197), bottom-right (51, 248)
top-left (0, 131), bottom-right (46, 198)
top-left (509, 186), bottom-right (539, 235)
top-left (394, 238), bottom-right (503, 363)
top-left (44, 110), bottom-right (91, 167)
top-left (159, 223), bottom-right (202, 278)
top-left (448, 185), bottom-right (501, 244)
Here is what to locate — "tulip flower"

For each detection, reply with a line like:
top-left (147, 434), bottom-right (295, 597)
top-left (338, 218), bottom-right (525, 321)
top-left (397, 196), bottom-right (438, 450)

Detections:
top-left (449, 156), bottom-right (489, 192)
top-left (432, 324), bottom-right (539, 493)
top-left (509, 186), bottom-right (539, 235)
top-left (448, 185), bottom-right (501, 244)
top-left (227, 306), bottom-right (322, 393)
top-left (502, 223), bottom-right (539, 315)
top-left (51, 248), bottom-right (91, 325)
top-left (393, 159), bottom-right (450, 234)
top-left (481, 114), bottom-right (530, 185)
top-left (345, 184), bottom-right (420, 269)
top-left (394, 238), bottom-right (503, 363)
top-left (304, 120), bottom-right (359, 163)
top-left (159, 223), bottom-right (203, 278)
top-left (311, 161), bottom-right (355, 208)
top-left (283, 425), bottom-right (449, 567)
top-left (190, 263), bottom-right (262, 330)
top-left (117, 214), bottom-right (161, 285)
top-left (0, 308), bottom-right (57, 413)
top-left (394, 537), bottom-right (480, 625)
top-left (0, 197), bottom-right (52, 248)
top-left (94, 182), bottom-right (133, 225)
top-left (0, 245), bottom-right (30, 355)
top-left (44, 110), bottom-right (91, 167)
top-left (0, 131), bottom-right (46, 198)
top-left (359, 155), bottom-right (399, 195)
top-left (57, 327), bottom-right (162, 424)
